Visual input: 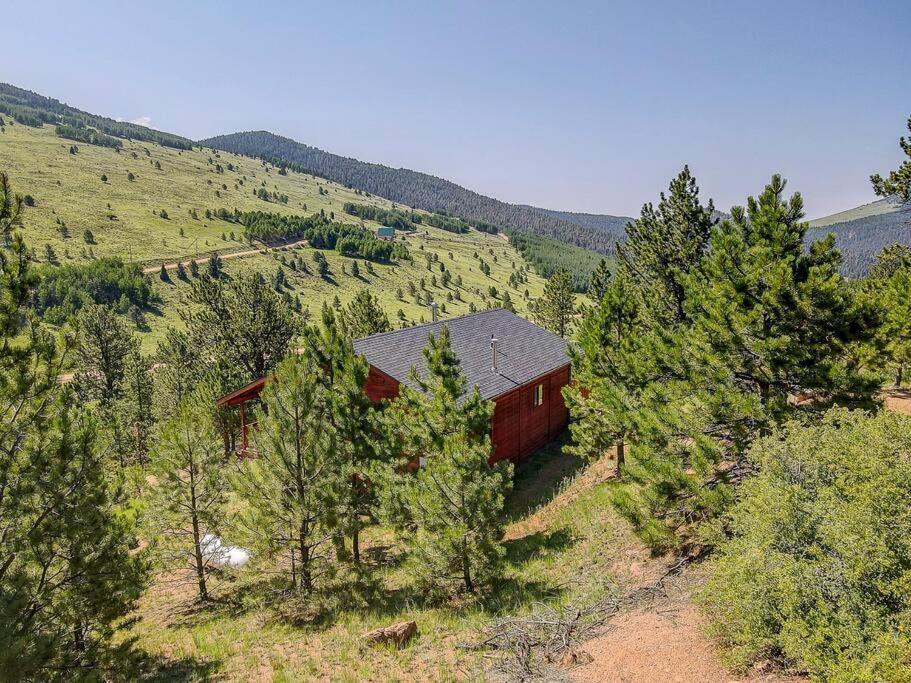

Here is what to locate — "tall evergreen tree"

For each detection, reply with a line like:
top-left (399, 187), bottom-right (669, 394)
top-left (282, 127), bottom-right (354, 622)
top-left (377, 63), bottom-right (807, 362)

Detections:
top-left (402, 433), bottom-right (512, 593)
top-left (338, 288), bottom-right (391, 340)
top-left (587, 257), bottom-right (612, 301)
top-left (74, 303), bottom-right (137, 467)
top-left (870, 263), bottom-right (911, 386)
top-left (617, 165), bottom-right (714, 325)
top-left (302, 308), bottom-right (387, 563)
top-left (182, 271), bottom-right (299, 382)
top-left (233, 353), bottom-right (347, 592)
top-left (154, 328), bottom-right (205, 416)
top-left (387, 327), bottom-right (512, 593)
top-left (871, 114), bottom-right (911, 202)
top-left (153, 384), bottom-right (228, 602)
top-left (564, 272), bottom-right (643, 477)
top-left (120, 345), bottom-right (154, 467)
top-left (532, 268), bottom-right (576, 338)
top-left (0, 172), bottom-right (146, 677)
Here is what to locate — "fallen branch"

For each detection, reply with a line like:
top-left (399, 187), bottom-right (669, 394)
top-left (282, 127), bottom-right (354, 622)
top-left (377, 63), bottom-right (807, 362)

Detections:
top-left (463, 552), bottom-right (704, 681)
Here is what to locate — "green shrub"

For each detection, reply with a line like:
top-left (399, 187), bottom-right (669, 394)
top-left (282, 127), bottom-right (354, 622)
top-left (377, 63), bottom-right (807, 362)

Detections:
top-left (701, 408), bottom-right (911, 681)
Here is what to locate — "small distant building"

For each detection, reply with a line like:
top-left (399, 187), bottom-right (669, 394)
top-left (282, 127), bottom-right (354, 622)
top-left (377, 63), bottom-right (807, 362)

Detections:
top-left (376, 226), bottom-right (396, 240)
top-left (217, 309), bottom-right (571, 464)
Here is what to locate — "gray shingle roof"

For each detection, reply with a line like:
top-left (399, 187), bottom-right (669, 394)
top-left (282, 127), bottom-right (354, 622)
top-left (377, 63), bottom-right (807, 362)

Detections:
top-left (353, 308), bottom-right (569, 400)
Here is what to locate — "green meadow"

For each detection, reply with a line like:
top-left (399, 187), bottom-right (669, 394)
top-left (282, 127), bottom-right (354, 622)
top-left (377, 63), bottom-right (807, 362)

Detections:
top-left (0, 121), bottom-right (551, 351)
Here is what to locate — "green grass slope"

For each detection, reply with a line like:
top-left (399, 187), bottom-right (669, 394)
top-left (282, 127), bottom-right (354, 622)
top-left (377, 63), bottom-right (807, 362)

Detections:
top-left (122, 445), bottom-right (667, 680)
top-left (0, 118), bottom-right (549, 351)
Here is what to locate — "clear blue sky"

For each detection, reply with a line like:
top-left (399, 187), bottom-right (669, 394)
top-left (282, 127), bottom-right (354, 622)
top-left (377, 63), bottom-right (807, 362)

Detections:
top-left (1, 0), bottom-right (908, 219)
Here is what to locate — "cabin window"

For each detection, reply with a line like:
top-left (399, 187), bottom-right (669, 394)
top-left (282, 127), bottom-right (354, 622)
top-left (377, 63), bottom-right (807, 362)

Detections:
top-left (534, 383), bottom-right (544, 407)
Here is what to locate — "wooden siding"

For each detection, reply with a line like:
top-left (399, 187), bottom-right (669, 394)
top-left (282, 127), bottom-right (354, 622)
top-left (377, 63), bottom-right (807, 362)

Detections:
top-left (490, 364), bottom-right (571, 464)
top-left (230, 362), bottom-right (570, 464)
top-left (363, 365), bottom-right (400, 402)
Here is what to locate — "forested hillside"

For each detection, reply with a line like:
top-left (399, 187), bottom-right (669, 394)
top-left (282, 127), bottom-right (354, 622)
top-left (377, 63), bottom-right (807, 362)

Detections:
top-left (509, 231), bottom-right (608, 291)
top-left (524, 206), bottom-right (632, 241)
top-left (201, 131), bottom-right (617, 254)
top-left (0, 82), bottom-right (193, 149)
top-left (807, 198), bottom-right (911, 275)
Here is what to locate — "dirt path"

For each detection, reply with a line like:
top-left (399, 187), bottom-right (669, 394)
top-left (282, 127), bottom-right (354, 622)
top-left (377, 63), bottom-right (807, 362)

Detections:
top-left (882, 387), bottom-right (911, 415)
top-left (572, 605), bottom-right (800, 683)
top-left (141, 239), bottom-right (308, 274)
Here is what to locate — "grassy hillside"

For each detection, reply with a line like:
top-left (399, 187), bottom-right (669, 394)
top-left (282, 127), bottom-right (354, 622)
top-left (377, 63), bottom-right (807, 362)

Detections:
top-left (122, 444), bottom-right (671, 680)
top-left (808, 197), bottom-right (903, 227)
top-left (0, 118), bottom-right (549, 351)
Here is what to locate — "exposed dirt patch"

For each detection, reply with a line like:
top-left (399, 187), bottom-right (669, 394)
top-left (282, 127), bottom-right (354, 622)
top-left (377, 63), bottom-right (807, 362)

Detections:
top-left (882, 387), bottom-right (911, 415)
top-left (572, 605), bottom-right (802, 683)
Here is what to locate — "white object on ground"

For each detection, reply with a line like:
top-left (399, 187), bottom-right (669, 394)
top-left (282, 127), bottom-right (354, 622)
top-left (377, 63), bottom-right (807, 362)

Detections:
top-left (200, 533), bottom-right (251, 569)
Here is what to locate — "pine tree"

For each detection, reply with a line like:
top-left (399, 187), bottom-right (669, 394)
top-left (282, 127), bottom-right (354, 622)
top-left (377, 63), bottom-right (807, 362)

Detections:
top-left (0, 173), bottom-right (145, 676)
top-left (153, 384), bottom-right (228, 602)
top-left (74, 304), bottom-right (137, 467)
top-left (501, 290), bottom-right (516, 312)
top-left (154, 328), bottom-right (204, 417)
top-left (233, 353), bottom-right (347, 592)
top-left (403, 433), bottom-right (512, 593)
top-left (533, 268), bottom-right (576, 337)
top-left (350, 260), bottom-right (360, 278)
top-left (388, 327), bottom-right (512, 593)
top-left (206, 252), bottom-right (222, 278)
top-left (870, 262), bottom-right (911, 386)
top-left (338, 289), bottom-right (391, 340)
top-left (610, 175), bottom-right (878, 549)
top-left (564, 272), bottom-right (642, 477)
top-left (176, 260), bottom-right (187, 280)
top-left (871, 114), bottom-right (911, 202)
top-left (587, 258), bottom-right (611, 301)
top-left (120, 346), bottom-right (154, 467)
top-left (303, 309), bottom-right (387, 563)
top-left (617, 165), bottom-right (714, 325)
top-left (182, 271), bottom-right (299, 382)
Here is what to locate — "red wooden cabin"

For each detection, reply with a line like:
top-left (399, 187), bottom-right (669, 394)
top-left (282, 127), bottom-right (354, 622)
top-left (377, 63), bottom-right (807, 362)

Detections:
top-left (217, 308), bottom-right (571, 464)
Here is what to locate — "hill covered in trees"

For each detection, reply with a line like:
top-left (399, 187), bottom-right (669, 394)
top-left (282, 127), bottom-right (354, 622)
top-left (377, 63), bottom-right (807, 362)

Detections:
top-left (523, 206), bottom-right (632, 241)
top-left (0, 82), bottom-right (193, 150)
top-left (807, 198), bottom-right (911, 275)
top-left (200, 131), bottom-right (617, 254)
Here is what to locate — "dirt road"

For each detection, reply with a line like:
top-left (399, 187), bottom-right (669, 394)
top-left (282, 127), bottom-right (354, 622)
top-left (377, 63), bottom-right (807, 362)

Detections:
top-left (141, 239), bottom-right (309, 274)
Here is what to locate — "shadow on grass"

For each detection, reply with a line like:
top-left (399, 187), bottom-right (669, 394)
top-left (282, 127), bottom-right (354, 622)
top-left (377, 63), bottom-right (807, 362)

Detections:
top-left (505, 433), bottom-right (585, 521)
top-left (112, 639), bottom-right (221, 682)
top-left (134, 655), bottom-right (221, 682)
top-left (503, 528), bottom-right (573, 565)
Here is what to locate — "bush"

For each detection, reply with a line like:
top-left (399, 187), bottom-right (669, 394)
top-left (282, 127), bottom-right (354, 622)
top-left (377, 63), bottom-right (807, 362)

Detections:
top-left (701, 408), bottom-right (911, 681)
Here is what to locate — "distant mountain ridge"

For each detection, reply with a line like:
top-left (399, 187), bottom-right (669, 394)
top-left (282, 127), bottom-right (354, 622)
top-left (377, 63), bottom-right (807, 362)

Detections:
top-left (200, 130), bottom-right (617, 255)
top-left (522, 206), bottom-right (633, 241)
top-left (806, 197), bottom-right (910, 275)
top-left (0, 82), bottom-right (193, 150)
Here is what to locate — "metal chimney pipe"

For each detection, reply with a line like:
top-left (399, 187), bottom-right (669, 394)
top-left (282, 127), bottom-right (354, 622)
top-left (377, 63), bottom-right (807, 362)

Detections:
top-left (430, 301), bottom-right (439, 322)
top-left (491, 335), bottom-right (499, 372)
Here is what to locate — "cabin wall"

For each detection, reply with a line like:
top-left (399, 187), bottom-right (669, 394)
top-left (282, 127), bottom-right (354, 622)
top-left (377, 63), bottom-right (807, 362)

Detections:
top-left (490, 364), bottom-right (570, 464)
top-left (233, 363), bottom-right (570, 464)
top-left (364, 366), bottom-right (401, 402)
